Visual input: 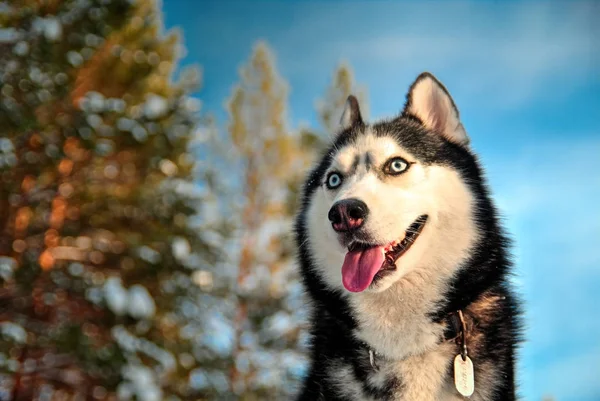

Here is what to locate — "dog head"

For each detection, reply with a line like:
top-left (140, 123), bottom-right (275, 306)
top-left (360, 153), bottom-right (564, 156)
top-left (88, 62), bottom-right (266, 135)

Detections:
top-left (299, 72), bottom-right (481, 294)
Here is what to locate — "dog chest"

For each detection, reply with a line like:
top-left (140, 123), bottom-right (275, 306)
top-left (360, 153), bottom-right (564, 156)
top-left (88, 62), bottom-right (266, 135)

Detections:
top-left (326, 343), bottom-right (468, 401)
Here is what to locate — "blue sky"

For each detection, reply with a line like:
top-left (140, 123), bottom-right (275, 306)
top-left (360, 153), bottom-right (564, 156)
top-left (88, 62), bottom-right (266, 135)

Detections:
top-left (163, 1), bottom-right (600, 400)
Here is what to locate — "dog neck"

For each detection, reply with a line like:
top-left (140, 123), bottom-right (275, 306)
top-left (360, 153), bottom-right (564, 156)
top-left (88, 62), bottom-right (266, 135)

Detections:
top-left (362, 309), bottom-right (472, 370)
top-left (347, 269), bottom-right (454, 360)
top-left (347, 208), bottom-right (480, 360)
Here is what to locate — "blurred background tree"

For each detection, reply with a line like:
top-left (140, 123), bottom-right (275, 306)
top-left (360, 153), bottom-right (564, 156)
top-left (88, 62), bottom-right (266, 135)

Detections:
top-left (0, 0), bottom-right (230, 400)
top-left (225, 42), bottom-right (309, 400)
top-left (0, 1), bottom-right (571, 399)
top-left (316, 62), bottom-right (369, 138)
top-left (0, 1), bottom-right (370, 400)
top-left (291, 63), bottom-right (369, 220)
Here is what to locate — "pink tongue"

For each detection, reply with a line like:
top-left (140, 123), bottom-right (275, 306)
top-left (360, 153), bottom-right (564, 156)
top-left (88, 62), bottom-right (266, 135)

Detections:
top-left (341, 246), bottom-right (385, 292)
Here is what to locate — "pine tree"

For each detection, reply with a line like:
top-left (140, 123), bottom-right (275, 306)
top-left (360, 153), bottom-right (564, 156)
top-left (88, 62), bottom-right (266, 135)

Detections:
top-left (225, 41), bottom-right (308, 400)
top-left (0, 1), bottom-right (227, 399)
top-left (315, 62), bottom-right (369, 138)
top-left (293, 62), bottom-right (368, 210)
top-left (289, 62), bottom-right (369, 216)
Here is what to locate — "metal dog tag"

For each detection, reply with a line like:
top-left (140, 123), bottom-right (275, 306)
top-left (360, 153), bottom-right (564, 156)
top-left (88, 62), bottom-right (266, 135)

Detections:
top-left (454, 354), bottom-right (475, 397)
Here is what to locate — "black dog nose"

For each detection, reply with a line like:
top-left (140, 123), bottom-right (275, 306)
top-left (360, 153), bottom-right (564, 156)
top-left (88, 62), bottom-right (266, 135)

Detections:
top-left (328, 198), bottom-right (369, 232)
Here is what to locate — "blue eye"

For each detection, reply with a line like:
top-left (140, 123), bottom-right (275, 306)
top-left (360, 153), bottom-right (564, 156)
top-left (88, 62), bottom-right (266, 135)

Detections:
top-left (386, 157), bottom-right (409, 175)
top-left (326, 172), bottom-right (342, 189)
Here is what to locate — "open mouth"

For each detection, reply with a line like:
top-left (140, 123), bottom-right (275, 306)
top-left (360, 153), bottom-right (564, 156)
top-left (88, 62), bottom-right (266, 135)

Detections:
top-left (341, 215), bottom-right (428, 292)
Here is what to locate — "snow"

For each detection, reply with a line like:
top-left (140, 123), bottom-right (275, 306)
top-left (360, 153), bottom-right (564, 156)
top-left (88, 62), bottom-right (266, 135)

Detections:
top-left (112, 326), bottom-right (176, 372)
top-left (116, 383), bottom-right (133, 400)
top-left (0, 28), bottom-right (21, 43)
top-left (13, 41), bottom-right (29, 56)
top-left (85, 287), bottom-right (103, 305)
top-left (170, 179), bottom-right (205, 198)
top-left (132, 125), bottom-right (148, 142)
top-left (119, 364), bottom-right (162, 401)
top-left (0, 154), bottom-right (17, 168)
top-left (198, 311), bottom-right (235, 355)
top-left (54, 72), bottom-right (68, 85)
top-left (143, 95), bottom-right (168, 120)
top-left (28, 67), bottom-right (42, 83)
top-left (0, 138), bottom-right (14, 153)
top-left (200, 229), bottom-right (223, 248)
top-left (189, 369), bottom-right (210, 389)
top-left (84, 33), bottom-right (103, 48)
top-left (240, 330), bottom-right (257, 349)
top-left (184, 96), bottom-right (202, 113)
top-left (180, 66), bottom-right (201, 87)
top-left (32, 17), bottom-right (63, 41)
top-left (87, 91), bottom-right (105, 112)
top-left (263, 311), bottom-right (294, 338)
top-left (103, 276), bottom-right (128, 315)
top-left (107, 98), bottom-right (126, 113)
top-left (235, 351), bottom-right (251, 374)
top-left (167, 123), bottom-right (187, 139)
top-left (0, 256), bottom-right (17, 280)
top-left (127, 285), bottom-right (156, 319)
top-left (117, 117), bottom-right (135, 131)
top-left (281, 350), bottom-right (308, 379)
top-left (190, 369), bottom-right (229, 393)
top-left (95, 139), bottom-right (114, 155)
top-left (66, 51), bottom-right (83, 67)
top-left (86, 114), bottom-right (102, 128)
top-left (102, 277), bottom-right (157, 319)
top-left (175, 43), bottom-right (188, 59)
top-left (138, 246), bottom-right (160, 264)
top-left (171, 237), bottom-right (191, 261)
top-left (0, 3), bottom-right (13, 15)
top-left (0, 322), bottom-right (27, 344)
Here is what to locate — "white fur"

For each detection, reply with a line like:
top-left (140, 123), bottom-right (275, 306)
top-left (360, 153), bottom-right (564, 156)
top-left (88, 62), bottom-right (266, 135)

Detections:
top-left (307, 131), bottom-right (478, 302)
top-left (393, 342), bottom-right (458, 401)
top-left (306, 131), bottom-right (481, 399)
top-left (349, 161), bottom-right (478, 360)
top-left (327, 362), bottom-right (376, 401)
top-left (325, 343), bottom-right (495, 401)
top-left (405, 76), bottom-right (468, 145)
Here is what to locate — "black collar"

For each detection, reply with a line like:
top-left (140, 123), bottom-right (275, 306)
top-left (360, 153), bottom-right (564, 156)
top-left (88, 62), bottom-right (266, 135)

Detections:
top-left (443, 310), bottom-right (466, 342)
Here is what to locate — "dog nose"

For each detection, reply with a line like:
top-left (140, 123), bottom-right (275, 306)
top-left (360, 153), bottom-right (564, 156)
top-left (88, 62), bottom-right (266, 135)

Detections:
top-left (328, 198), bottom-right (369, 232)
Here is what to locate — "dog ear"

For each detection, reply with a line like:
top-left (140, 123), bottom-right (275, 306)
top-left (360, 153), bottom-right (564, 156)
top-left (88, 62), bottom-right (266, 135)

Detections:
top-left (402, 72), bottom-right (469, 145)
top-left (340, 95), bottom-right (363, 130)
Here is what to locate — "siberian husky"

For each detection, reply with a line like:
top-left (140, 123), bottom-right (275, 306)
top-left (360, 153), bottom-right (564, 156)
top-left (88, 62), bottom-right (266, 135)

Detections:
top-left (294, 72), bottom-right (521, 400)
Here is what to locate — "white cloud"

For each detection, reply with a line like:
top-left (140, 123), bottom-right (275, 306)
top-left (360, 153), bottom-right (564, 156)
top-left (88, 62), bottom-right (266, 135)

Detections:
top-left (492, 136), bottom-right (600, 222)
top-left (272, 1), bottom-right (598, 111)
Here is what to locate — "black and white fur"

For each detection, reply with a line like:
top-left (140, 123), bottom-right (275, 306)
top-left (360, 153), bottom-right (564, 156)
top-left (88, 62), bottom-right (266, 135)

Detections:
top-left (294, 72), bottom-right (521, 400)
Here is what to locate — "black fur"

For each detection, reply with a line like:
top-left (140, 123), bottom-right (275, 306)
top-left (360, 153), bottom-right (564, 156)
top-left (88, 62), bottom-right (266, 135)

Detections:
top-left (294, 87), bottom-right (522, 400)
top-left (341, 95), bottom-right (364, 128)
